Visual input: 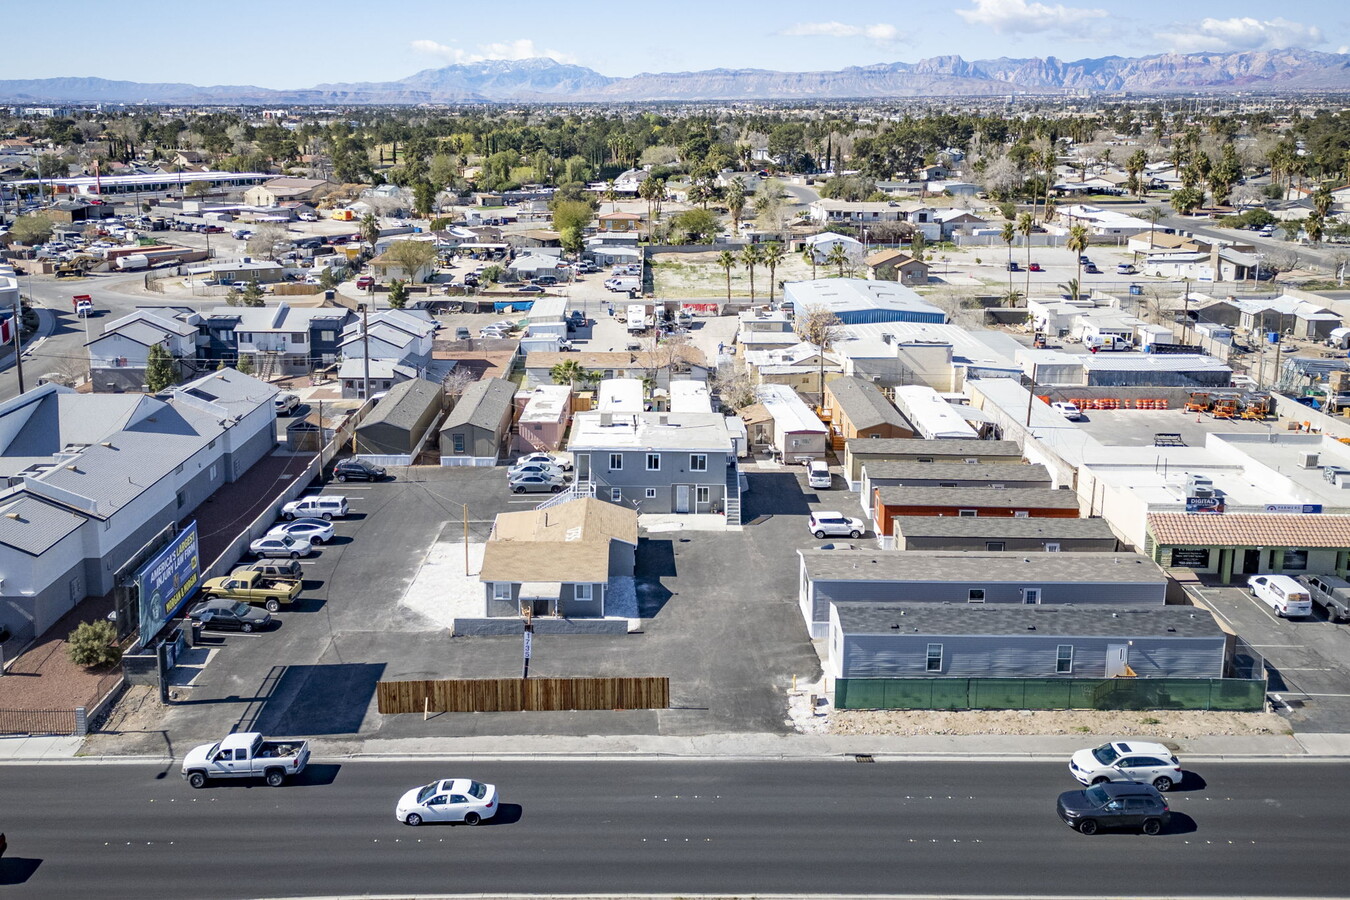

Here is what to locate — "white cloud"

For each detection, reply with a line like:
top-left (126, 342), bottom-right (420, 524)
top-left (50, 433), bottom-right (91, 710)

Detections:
top-left (411, 38), bottom-right (578, 66)
top-left (954, 0), bottom-right (1107, 35)
top-left (1160, 17), bottom-right (1323, 53)
top-left (781, 21), bottom-right (902, 42)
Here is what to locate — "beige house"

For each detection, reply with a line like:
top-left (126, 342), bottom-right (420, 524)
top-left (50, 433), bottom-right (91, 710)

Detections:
top-left (369, 248), bottom-right (435, 283)
top-left (243, 177), bottom-right (334, 207)
top-left (865, 249), bottom-right (930, 286)
top-left (597, 212), bottom-right (643, 233)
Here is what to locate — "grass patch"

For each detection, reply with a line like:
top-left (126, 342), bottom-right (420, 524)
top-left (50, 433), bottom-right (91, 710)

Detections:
top-left (1140, 717), bottom-right (1161, 725)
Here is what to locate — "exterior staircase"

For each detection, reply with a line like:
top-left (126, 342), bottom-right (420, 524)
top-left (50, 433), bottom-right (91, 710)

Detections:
top-left (535, 480), bottom-right (595, 510)
top-left (724, 463), bottom-right (742, 525)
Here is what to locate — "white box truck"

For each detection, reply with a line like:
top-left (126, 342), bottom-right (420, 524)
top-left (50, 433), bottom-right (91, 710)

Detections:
top-left (627, 304), bottom-right (649, 333)
top-left (115, 254), bottom-right (150, 271)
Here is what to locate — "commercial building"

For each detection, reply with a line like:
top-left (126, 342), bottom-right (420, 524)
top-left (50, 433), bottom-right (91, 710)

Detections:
top-left (781, 279), bottom-right (946, 326)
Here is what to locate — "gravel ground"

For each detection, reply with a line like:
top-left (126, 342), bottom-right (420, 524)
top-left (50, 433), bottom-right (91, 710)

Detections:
top-left (824, 708), bottom-right (1291, 738)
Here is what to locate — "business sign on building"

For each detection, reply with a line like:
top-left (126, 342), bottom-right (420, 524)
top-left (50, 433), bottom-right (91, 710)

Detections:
top-left (136, 522), bottom-right (201, 644)
top-left (1185, 496), bottom-right (1225, 515)
top-left (1170, 548), bottom-right (1212, 568)
top-left (1264, 504), bottom-right (1323, 515)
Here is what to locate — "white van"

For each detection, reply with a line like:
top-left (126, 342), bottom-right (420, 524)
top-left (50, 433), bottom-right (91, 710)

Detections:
top-left (807, 460), bottom-right (832, 489)
top-left (1247, 574), bottom-right (1313, 618)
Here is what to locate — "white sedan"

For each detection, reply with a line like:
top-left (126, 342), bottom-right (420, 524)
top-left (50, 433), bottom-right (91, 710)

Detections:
top-left (396, 778), bottom-right (498, 826)
top-left (249, 534), bottom-right (314, 559)
top-left (267, 518), bottom-right (335, 545)
top-left (515, 452), bottom-right (572, 472)
top-left (1069, 740), bottom-right (1183, 792)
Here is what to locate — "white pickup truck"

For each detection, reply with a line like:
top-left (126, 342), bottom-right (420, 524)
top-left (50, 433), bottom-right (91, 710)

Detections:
top-left (182, 732), bottom-right (311, 788)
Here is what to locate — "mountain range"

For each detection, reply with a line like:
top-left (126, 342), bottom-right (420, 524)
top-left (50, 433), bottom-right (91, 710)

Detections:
top-left (3, 49), bottom-right (1350, 105)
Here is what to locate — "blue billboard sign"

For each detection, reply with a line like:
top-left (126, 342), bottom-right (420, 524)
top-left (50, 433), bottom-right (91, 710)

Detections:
top-left (136, 522), bottom-right (201, 643)
top-left (1185, 496), bottom-right (1225, 515)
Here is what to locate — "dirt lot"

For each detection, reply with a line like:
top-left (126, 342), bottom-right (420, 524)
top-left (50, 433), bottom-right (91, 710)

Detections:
top-left (651, 250), bottom-right (819, 299)
top-left (818, 708), bottom-right (1290, 738)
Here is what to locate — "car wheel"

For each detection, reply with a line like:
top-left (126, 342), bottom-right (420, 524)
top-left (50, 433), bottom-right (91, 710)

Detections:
top-left (1078, 819), bottom-right (1098, 835)
top-left (464, 812), bottom-right (481, 826)
top-left (550, 485), bottom-right (562, 493)
top-left (1091, 776), bottom-right (1110, 786)
top-left (290, 552), bottom-right (301, 559)
top-left (813, 530), bottom-right (826, 538)
top-left (336, 474), bottom-right (348, 483)
top-left (405, 813), bottom-right (422, 827)
top-left (1142, 818), bottom-right (1162, 835)
top-left (322, 513), bottom-right (332, 521)
top-left (265, 599), bottom-right (280, 613)
top-left (849, 530), bottom-right (861, 538)
top-left (514, 486), bottom-right (526, 494)
top-left (188, 771), bottom-right (207, 789)
top-left (241, 623), bottom-right (254, 633)
top-left (265, 769), bottom-right (285, 788)
top-left (1152, 776), bottom-right (1173, 792)
top-left (283, 512), bottom-right (295, 520)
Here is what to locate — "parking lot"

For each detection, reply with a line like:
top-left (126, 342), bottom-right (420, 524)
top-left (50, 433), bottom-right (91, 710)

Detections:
top-left (1190, 582), bottom-right (1350, 731)
top-left (92, 462), bottom-right (843, 754)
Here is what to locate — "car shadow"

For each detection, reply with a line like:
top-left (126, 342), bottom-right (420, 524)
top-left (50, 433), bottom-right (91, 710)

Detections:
top-left (323, 536), bottom-right (354, 547)
top-left (481, 803), bottom-right (523, 826)
top-left (0, 858), bottom-right (42, 885)
top-left (287, 763), bottom-right (341, 787)
top-left (1174, 772), bottom-right (1207, 792)
top-left (1162, 812), bottom-right (1198, 835)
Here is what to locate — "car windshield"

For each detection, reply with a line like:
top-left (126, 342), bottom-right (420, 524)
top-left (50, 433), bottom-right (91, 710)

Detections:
top-left (467, 781), bottom-right (487, 799)
top-left (230, 602), bottom-right (250, 616)
top-left (1084, 784), bottom-right (1111, 806)
top-left (1091, 744), bottom-right (1121, 765)
top-left (416, 783), bottom-right (438, 804)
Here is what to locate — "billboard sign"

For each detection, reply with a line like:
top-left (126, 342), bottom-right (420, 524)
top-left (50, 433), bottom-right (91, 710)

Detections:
top-left (1185, 496), bottom-right (1225, 515)
top-left (1264, 503), bottom-right (1323, 515)
top-left (136, 522), bottom-right (201, 644)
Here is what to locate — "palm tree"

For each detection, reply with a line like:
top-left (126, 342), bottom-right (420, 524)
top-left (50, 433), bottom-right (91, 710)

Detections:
top-left (1016, 212), bottom-right (1034, 300)
top-left (1000, 220), bottom-right (1016, 295)
top-left (761, 242), bottom-right (785, 302)
top-left (725, 179), bottom-right (746, 234)
top-left (1058, 278), bottom-right (1080, 303)
top-left (826, 242), bottom-right (850, 277)
top-left (717, 249), bottom-right (736, 301)
top-left (604, 180), bottom-right (618, 214)
top-left (1307, 212), bottom-right (1325, 246)
top-left (359, 212), bottom-right (380, 254)
top-left (740, 243), bottom-right (763, 301)
top-left (1041, 148), bottom-right (1057, 222)
top-left (1144, 206), bottom-right (1165, 254)
top-left (1067, 224), bottom-right (1089, 297)
top-left (802, 246), bottom-right (818, 280)
top-left (550, 359), bottom-right (590, 387)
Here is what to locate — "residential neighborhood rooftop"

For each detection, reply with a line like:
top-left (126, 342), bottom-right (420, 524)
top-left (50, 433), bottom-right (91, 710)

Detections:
top-left (834, 603), bottom-right (1220, 637)
top-left (800, 550), bottom-right (1166, 583)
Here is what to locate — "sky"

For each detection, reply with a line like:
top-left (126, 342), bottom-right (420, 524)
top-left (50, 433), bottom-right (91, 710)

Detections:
top-left (2, 0), bottom-right (1347, 88)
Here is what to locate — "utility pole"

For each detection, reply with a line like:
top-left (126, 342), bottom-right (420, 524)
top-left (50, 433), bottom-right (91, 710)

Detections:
top-left (359, 302), bottom-right (370, 401)
top-left (1024, 363), bottom-right (1038, 427)
top-left (11, 289), bottom-right (25, 396)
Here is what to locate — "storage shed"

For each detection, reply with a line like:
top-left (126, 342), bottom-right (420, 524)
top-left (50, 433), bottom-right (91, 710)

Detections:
top-left (353, 378), bottom-right (444, 465)
top-left (827, 604), bottom-right (1226, 679)
top-left (439, 377), bottom-right (516, 466)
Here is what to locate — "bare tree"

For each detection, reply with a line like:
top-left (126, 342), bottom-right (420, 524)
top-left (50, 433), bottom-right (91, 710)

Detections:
top-left (795, 303), bottom-right (845, 396)
top-left (441, 366), bottom-right (478, 398)
top-left (384, 239), bottom-right (439, 283)
top-left (711, 360), bottom-right (757, 412)
top-left (246, 223), bottom-right (292, 261)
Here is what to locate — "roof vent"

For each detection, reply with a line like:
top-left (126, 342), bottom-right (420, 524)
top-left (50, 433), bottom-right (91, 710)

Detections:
top-left (1111, 612), bottom-right (1119, 617)
top-left (1027, 625), bottom-right (1036, 630)
top-left (1167, 626), bottom-right (1176, 632)
top-left (101, 442), bottom-right (114, 448)
top-left (65, 464), bottom-right (78, 471)
top-left (5, 512), bottom-right (20, 520)
top-left (891, 623), bottom-right (900, 629)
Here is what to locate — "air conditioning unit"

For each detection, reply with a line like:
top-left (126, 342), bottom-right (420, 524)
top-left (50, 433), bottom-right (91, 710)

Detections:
top-left (1300, 451), bottom-right (1320, 469)
top-left (1185, 475), bottom-right (1214, 497)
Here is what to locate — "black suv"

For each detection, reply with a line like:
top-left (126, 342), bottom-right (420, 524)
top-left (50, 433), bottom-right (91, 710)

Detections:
top-left (333, 459), bottom-right (387, 483)
top-left (1057, 781), bottom-right (1170, 835)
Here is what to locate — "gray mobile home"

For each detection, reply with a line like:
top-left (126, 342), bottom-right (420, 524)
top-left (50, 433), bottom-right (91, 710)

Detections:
top-left (439, 377), bottom-right (516, 466)
top-left (798, 550), bottom-right (1168, 638)
top-left (860, 461), bottom-right (1051, 517)
top-left (843, 437), bottom-right (1022, 489)
top-left (354, 377), bottom-right (444, 465)
top-left (891, 516), bottom-right (1120, 552)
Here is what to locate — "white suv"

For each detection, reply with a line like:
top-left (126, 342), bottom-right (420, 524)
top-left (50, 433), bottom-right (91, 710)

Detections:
top-left (807, 460), bottom-right (832, 489)
top-left (1069, 741), bottom-right (1183, 792)
top-left (808, 511), bottom-right (865, 539)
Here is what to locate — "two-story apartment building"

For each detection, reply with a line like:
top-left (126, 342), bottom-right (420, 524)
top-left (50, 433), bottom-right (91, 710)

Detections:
top-left (87, 309), bottom-right (200, 392)
top-left (203, 303), bottom-right (354, 374)
top-left (339, 309), bottom-right (436, 375)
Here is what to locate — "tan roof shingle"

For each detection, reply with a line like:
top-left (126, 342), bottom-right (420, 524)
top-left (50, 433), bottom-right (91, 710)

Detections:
top-left (1148, 513), bottom-right (1350, 548)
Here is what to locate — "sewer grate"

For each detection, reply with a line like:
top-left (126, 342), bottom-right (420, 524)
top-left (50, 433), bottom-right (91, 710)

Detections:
top-left (854, 754), bottom-right (875, 763)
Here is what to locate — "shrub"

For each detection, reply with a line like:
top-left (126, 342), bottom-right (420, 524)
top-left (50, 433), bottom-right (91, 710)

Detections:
top-left (68, 619), bottom-right (121, 668)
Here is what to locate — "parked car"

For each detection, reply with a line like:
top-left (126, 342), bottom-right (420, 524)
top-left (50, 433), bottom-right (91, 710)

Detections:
top-left (356, 275), bottom-right (374, 289)
top-left (187, 598), bottom-right (273, 633)
top-left (536, 275), bottom-right (558, 285)
top-left (1027, 262), bottom-right (1043, 272)
top-left (199, 570), bottom-right (301, 613)
top-left (1056, 782), bottom-right (1170, 835)
top-left (298, 212), bottom-right (318, 222)
top-left (1247, 574), bottom-right (1313, 618)
top-left (249, 534), bottom-right (313, 559)
top-left (1078, 255), bottom-right (1092, 266)
top-left (807, 460), bottom-right (832, 489)
top-left (1051, 401), bottom-right (1083, 420)
top-left (268, 518), bottom-right (335, 545)
top-left (518, 284), bottom-right (545, 293)
top-left (1296, 573), bottom-right (1350, 623)
top-left (509, 472), bottom-right (567, 493)
top-left (1069, 741), bottom-right (1183, 791)
top-left (234, 559), bottom-right (303, 581)
top-left (808, 511), bottom-right (865, 539)
top-left (463, 273), bottom-right (480, 287)
top-left (281, 495), bottom-right (348, 520)
top-left (508, 461), bottom-right (567, 480)
top-left (1116, 263), bottom-right (1137, 275)
top-left (274, 392), bottom-right (301, 415)
top-left (515, 452), bottom-right (572, 471)
top-left (1083, 263), bottom-right (1101, 274)
top-left (396, 778), bottom-right (497, 826)
top-left (333, 459), bottom-right (386, 482)
top-left (454, 326), bottom-right (471, 340)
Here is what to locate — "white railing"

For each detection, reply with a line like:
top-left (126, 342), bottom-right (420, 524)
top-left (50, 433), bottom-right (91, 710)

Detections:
top-left (535, 481), bottom-right (596, 510)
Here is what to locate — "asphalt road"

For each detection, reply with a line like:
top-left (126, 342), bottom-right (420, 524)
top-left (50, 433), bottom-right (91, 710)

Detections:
top-left (1, 760), bottom-right (1347, 898)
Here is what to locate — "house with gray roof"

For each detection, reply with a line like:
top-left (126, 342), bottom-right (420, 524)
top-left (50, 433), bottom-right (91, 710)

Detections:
top-left (355, 378), bottom-right (444, 465)
top-left (203, 303), bottom-right (354, 375)
top-left (339, 309), bottom-right (436, 387)
top-left (827, 604), bottom-right (1226, 684)
top-left (439, 377), bottom-right (516, 465)
top-left (860, 461), bottom-right (1051, 518)
top-left (86, 309), bottom-right (200, 393)
top-left (843, 437), bottom-right (1022, 489)
top-left (796, 550), bottom-right (1166, 638)
top-left (0, 369), bottom-right (277, 649)
top-left (890, 515), bottom-right (1120, 553)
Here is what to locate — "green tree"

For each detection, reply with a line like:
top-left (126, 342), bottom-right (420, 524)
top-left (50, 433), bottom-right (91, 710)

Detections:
top-left (388, 278), bottom-right (408, 309)
top-left (1126, 148), bottom-right (1149, 198)
top-left (241, 281), bottom-right (265, 307)
top-left (384, 239), bottom-right (438, 283)
top-left (318, 267), bottom-right (339, 290)
top-left (144, 342), bottom-right (177, 393)
top-left (550, 359), bottom-right (594, 387)
top-left (359, 212), bottom-right (380, 253)
top-left (1067, 224), bottom-right (1089, 297)
top-left (236, 354), bottom-right (255, 375)
top-left (10, 214), bottom-right (53, 245)
top-left (552, 199), bottom-right (595, 237)
top-left (825, 242), bottom-right (849, 277)
top-left (671, 208), bottom-right (721, 243)
top-left (1000, 220), bottom-right (1016, 295)
top-left (724, 178), bottom-right (746, 234)
top-left (184, 180), bottom-right (210, 197)
top-left (224, 287), bottom-right (242, 307)
top-left (1058, 278), bottom-right (1081, 303)
top-left (761, 242), bottom-right (786, 302)
top-left (481, 264), bottom-right (503, 284)
top-left (412, 179), bottom-right (436, 218)
top-left (717, 249), bottom-right (736, 300)
top-left (1016, 212), bottom-right (1035, 299)
top-left (1171, 186), bottom-right (1204, 216)
top-left (68, 619), bottom-right (121, 668)
top-left (802, 245), bottom-right (818, 280)
top-left (740, 243), bottom-right (763, 300)
top-left (1144, 205), bottom-right (1166, 251)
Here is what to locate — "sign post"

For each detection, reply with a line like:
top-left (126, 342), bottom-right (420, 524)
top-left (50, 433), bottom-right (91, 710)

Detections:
top-left (522, 620), bottom-right (533, 680)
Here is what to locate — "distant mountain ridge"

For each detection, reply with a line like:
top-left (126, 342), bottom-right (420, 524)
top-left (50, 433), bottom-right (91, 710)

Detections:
top-left (3, 49), bottom-right (1349, 104)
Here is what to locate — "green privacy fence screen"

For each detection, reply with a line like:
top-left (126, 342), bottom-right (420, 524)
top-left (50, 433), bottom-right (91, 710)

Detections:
top-left (833, 677), bottom-right (1266, 711)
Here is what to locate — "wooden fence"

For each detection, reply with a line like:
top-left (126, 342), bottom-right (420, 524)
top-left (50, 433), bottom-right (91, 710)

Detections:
top-left (378, 677), bottom-right (670, 714)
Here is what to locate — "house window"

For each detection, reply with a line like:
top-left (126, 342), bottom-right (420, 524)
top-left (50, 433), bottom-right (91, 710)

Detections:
top-left (689, 454), bottom-right (708, 472)
top-left (939, 482), bottom-right (958, 488)
top-left (1023, 588), bottom-right (1041, 605)
top-left (1014, 510), bottom-right (1030, 518)
top-left (176, 490), bottom-right (186, 509)
top-left (451, 434), bottom-right (465, 454)
top-left (917, 457), bottom-right (934, 463)
top-left (291, 333), bottom-right (305, 343)
top-left (645, 488), bottom-right (657, 499)
top-left (646, 453), bottom-right (661, 471)
top-left (610, 487), bottom-right (623, 502)
top-left (492, 583), bottom-right (512, 602)
top-left (1283, 548), bottom-right (1309, 570)
top-left (959, 509), bottom-right (978, 517)
top-left (319, 330), bottom-right (336, 341)
top-left (985, 542), bottom-right (1005, 552)
top-left (964, 458), bottom-right (978, 464)
top-left (968, 588), bottom-right (985, 603)
top-left (574, 583), bottom-right (594, 602)
top-left (697, 486), bottom-right (710, 504)
top-left (609, 453), bottom-right (623, 470)
top-left (1056, 644), bottom-right (1074, 674)
top-left (926, 643), bottom-right (943, 672)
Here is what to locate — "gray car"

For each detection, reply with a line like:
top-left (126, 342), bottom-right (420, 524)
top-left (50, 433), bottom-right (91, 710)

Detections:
top-left (509, 472), bottom-right (567, 493)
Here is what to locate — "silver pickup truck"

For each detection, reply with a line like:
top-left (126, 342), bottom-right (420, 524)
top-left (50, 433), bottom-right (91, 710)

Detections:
top-left (181, 732), bottom-right (310, 788)
top-left (1296, 574), bottom-right (1350, 623)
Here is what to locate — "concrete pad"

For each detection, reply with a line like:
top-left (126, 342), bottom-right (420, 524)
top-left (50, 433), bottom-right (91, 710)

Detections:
top-left (0, 734), bottom-right (84, 760)
top-left (401, 540), bottom-right (487, 629)
top-left (640, 513), bottom-right (731, 532)
top-left (1293, 732), bottom-right (1350, 756)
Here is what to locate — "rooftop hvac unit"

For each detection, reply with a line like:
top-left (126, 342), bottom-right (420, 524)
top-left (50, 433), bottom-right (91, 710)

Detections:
top-left (1300, 451), bottom-right (1320, 469)
top-left (1185, 474), bottom-right (1215, 498)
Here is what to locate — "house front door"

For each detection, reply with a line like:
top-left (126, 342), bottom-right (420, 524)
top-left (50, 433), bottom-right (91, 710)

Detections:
top-left (674, 484), bottom-right (690, 513)
top-left (1105, 643), bottom-right (1129, 678)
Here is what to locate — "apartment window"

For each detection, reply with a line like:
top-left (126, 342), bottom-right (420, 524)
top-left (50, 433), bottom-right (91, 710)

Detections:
top-left (452, 434), bottom-right (466, 454)
top-left (176, 490), bottom-right (186, 509)
top-left (610, 488), bottom-right (623, 502)
top-left (209, 464), bottom-right (217, 480)
top-left (319, 330), bottom-right (336, 342)
top-left (1023, 588), bottom-right (1042, 605)
top-left (609, 453), bottom-right (623, 471)
top-left (574, 583), bottom-right (594, 603)
top-left (967, 588), bottom-right (986, 603)
top-left (646, 453), bottom-right (661, 471)
top-left (1014, 510), bottom-right (1030, 518)
top-left (689, 454), bottom-right (708, 472)
top-left (959, 509), bottom-right (978, 517)
top-left (645, 488), bottom-right (657, 499)
top-left (696, 486), bottom-right (711, 504)
top-left (1056, 645), bottom-right (1074, 674)
top-left (492, 583), bottom-right (512, 603)
top-left (237, 332), bottom-right (250, 343)
top-left (1045, 543), bottom-right (1061, 552)
top-left (926, 643), bottom-right (943, 672)
top-left (291, 333), bottom-right (305, 344)
top-left (985, 542), bottom-right (1005, 552)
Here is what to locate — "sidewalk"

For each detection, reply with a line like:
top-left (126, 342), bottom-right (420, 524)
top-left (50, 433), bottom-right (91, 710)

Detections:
top-left (6, 729), bottom-right (1350, 764)
top-left (0, 307), bottom-right (57, 374)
